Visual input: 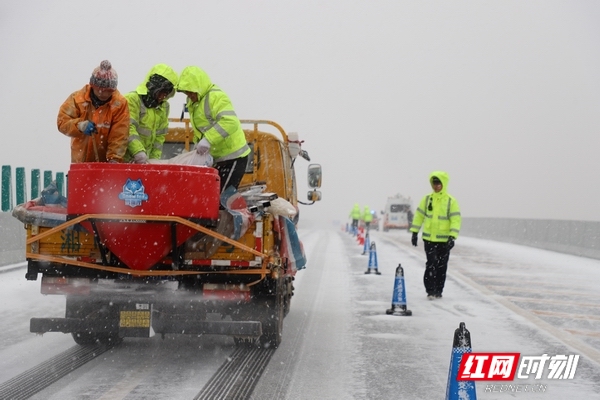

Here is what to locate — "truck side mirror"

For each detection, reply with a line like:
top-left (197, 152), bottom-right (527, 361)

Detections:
top-left (307, 190), bottom-right (322, 202)
top-left (307, 164), bottom-right (322, 188)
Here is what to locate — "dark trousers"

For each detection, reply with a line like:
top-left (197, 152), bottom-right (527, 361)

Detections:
top-left (215, 155), bottom-right (249, 193)
top-left (423, 240), bottom-right (451, 295)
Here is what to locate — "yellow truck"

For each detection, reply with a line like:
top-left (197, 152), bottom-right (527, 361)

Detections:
top-left (19, 119), bottom-right (321, 348)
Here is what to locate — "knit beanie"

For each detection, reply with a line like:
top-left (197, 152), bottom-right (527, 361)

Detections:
top-left (90, 60), bottom-right (118, 89)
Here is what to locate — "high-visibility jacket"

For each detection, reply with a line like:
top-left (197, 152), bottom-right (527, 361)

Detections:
top-left (349, 204), bottom-right (361, 219)
top-left (410, 171), bottom-right (461, 242)
top-left (363, 206), bottom-right (373, 222)
top-left (57, 85), bottom-right (129, 163)
top-left (124, 64), bottom-right (178, 162)
top-left (178, 66), bottom-right (250, 163)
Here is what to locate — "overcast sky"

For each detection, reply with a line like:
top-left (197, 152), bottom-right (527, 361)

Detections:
top-left (1, 1), bottom-right (600, 224)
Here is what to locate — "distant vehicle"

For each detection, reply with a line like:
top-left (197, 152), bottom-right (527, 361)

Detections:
top-left (382, 194), bottom-right (412, 232)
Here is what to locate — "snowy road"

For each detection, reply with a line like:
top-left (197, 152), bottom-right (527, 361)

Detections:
top-left (1, 228), bottom-right (599, 399)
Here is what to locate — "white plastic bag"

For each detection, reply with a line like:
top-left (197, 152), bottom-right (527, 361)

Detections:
top-left (267, 197), bottom-right (297, 218)
top-left (149, 151), bottom-right (213, 166)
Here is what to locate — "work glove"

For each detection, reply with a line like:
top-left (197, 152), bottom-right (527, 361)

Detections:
top-left (133, 151), bottom-right (148, 164)
top-left (195, 137), bottom-right (211, 155)
top-left (411, 232), bottom-right (418, 247)
top-left (77, 120), bottom-right (96, 136)
top-left (447, 237), bottom-right (455, 250)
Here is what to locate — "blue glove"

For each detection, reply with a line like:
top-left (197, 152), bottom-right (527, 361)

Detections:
top-left (77, 120), bottom-right (96, 136)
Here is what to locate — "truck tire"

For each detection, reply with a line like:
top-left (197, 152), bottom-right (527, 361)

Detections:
top-left (283, 276), bottom-right (294, 317)
top-left (255, 276), bottom-right (284, 348)
top-left (66, 297), bottom-right (122, 346)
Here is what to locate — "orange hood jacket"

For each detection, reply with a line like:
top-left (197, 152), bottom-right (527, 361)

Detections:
top-left (57, 84), bottom-right (129, 163)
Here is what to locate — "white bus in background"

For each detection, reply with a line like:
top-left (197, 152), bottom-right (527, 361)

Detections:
top-left (382, 194), bottom-right (413, 232)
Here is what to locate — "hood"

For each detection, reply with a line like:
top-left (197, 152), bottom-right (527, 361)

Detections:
top-left (429, 170), bottom-right (449, 194)
top-left (177, 66), bottom-right (213, 98)
top-left (135, 64), bottom-right (179, 99)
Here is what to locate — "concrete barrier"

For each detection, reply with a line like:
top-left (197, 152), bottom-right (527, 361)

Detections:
top-left (461, 218), bottom-right (600, 261)
top-left (0, 212), bottom-right (26, 265)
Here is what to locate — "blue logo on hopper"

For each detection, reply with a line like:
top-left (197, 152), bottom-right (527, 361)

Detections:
top-left (118, 179), bottom-right (149, 208)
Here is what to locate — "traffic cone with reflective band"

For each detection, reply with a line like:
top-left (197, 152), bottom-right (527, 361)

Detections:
top-left (361, 232), bottom-right (370, 255)
top-left (364, 241), bottom-right (381, 275)
top-left (357, 229), bottom-right (364, 246)
top-left (445, 322), bottom-right (477, 400)
top-left (386, 264), bottom-right (412, 316)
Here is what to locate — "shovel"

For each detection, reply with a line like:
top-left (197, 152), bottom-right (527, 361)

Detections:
top-left (90, 127), bottom-right (99, 162)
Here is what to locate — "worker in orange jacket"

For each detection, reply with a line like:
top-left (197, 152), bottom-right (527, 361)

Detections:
top-left (57, 60), bottom-right (129, 163)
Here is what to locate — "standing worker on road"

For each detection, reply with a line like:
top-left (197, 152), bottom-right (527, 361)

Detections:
top-left (349, 203), bottom-right (361, 230)
top-left (124, 64), bottom-right (178, 164)
top-left (410, 171), bottom-right (461, 299)
top-left (57, 60), bottom-right (129, 163)
top-left (177, 66), bottom-right (250, 193)
top-left (362, 205), bottom-right (373, 230)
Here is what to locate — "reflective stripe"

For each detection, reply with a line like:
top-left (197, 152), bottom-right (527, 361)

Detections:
top-left (216, 110), bottom-right (237, 118)
top-left (449, 212), bottom-right (461, 217)
top-left (213, 122), bottom-right (230, 138)
top-left (215, 144), bottom-right (250, 162)
top-left (203, 90), bottom-right (218, 125)
top-left (136, 126), bottom-right (152, 137)
top-left (416, 207), bottom-right (426, 215)
top-left (128, 135), bottom-right (142, 144)
top-left (156, 127), bottom-right (168, 135)
top-left (450, 228), bottom-right (460, 234)
top-left (423, 232), bottom-right (431, 237)
top-left (439, 216), bottom-right (449, 220)
top-left (197, 89), bottom-right (232, 138)
top-left (437, 234), bottom-right (450, 239)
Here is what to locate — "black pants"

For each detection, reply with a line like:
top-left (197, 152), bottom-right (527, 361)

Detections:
top-left (215, 155), bottom-right (249, 193)
top-left (423, 240), bottom-right (451, 296)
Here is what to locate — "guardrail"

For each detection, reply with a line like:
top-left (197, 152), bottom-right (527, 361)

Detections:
top-left (461, 217), bottom-right (600, 261)
top-left (1, 165), bottom-right (66, 212)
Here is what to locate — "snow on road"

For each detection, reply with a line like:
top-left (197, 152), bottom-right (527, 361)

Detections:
top-left (256, 227), bottom-right (600, 399)
top-left (1, 227), bottom-right (600, 399)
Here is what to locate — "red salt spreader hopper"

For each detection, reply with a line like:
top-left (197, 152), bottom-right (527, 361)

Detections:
top-left (67, 163), bottom-right (220, 270)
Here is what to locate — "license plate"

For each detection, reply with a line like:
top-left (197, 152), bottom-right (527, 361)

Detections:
top-left (119, 310), bottom-right (151, 328)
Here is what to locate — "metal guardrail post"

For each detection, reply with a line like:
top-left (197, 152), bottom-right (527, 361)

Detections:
top-left (16, 167), bottom-right (26, 205)
top-left (1, 165), bottom-right (12, 211)
top-left (43, 170), bottom-right (53, 189)
top-left (31, 169), bottom-right (40, 199)
top-left (56, 172), bottom-right (65, 196)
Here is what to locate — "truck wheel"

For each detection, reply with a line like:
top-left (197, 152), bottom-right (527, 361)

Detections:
top-left (256, 277), bottom-right (284, 349)
top-left (66, 297), bottom-right (122, 346)
top-left (283, 276), bottom-right (294, 317)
